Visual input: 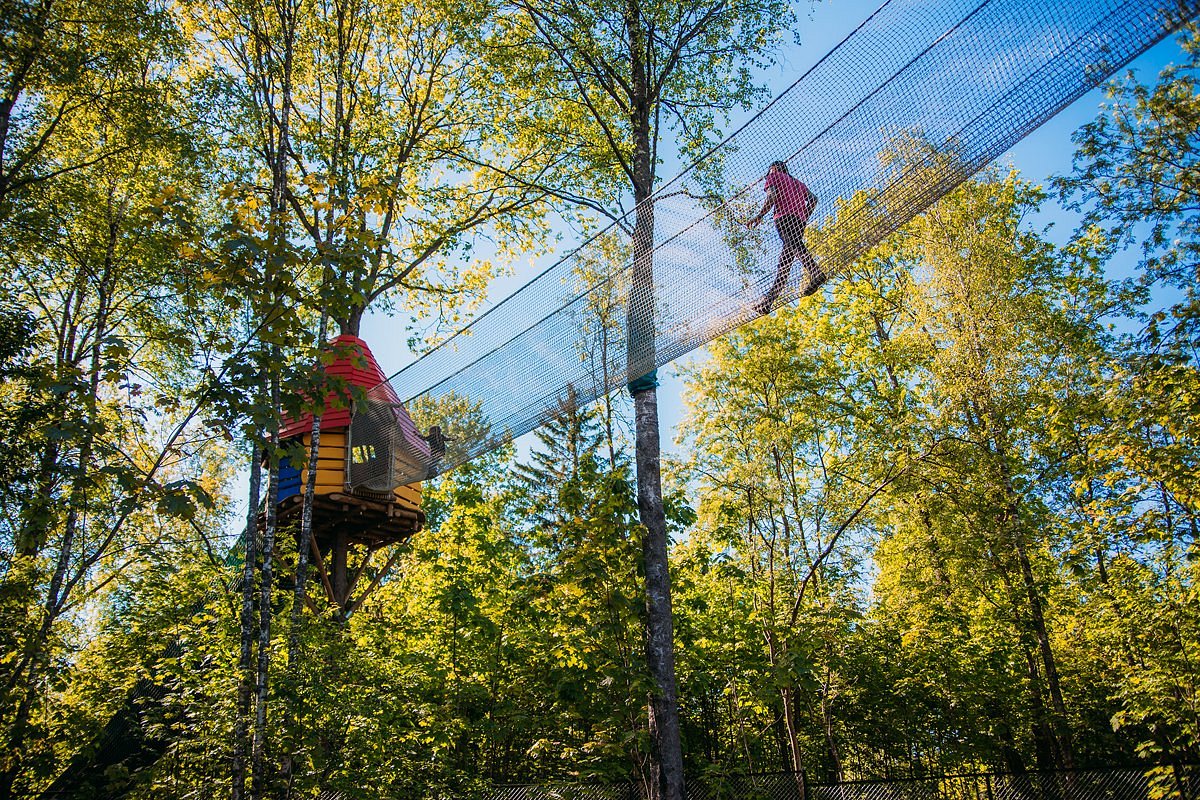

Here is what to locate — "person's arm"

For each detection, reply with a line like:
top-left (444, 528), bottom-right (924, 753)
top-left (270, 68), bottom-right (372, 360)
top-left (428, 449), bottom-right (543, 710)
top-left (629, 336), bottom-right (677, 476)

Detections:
top-left (804, 189), bottom-right (818, 219)
top-left (749, 186), bottom-right (777, 228)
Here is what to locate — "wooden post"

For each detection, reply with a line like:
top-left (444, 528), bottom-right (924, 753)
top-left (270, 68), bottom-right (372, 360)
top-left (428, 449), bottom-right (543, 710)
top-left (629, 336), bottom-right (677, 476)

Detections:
top-left (331, 530), bottom-right (349, 608)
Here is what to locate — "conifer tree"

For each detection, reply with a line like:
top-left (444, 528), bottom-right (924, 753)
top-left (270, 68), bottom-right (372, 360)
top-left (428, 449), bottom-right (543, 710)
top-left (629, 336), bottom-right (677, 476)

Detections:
top-left (515, 390), bottom-right (650, 783)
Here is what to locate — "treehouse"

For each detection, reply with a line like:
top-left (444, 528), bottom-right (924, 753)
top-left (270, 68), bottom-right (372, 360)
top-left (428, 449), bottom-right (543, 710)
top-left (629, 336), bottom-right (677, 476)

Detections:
top-left (276, 334), bottom-right (431, 611)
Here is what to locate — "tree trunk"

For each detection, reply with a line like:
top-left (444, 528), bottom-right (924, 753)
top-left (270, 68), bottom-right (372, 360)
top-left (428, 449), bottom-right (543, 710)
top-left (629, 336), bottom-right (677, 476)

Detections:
top-left (993, 430), bottom-right (1075, 771)
top-left (331, 530), bottom-right (349, 609)
top-left (1022, 642), bottom-right (1059, 773)
top-left (248, 0), bottom-right (296, 787)
top-left (1011, 527), bottom-right (1075, 770)
top-left (280, 314), bottom-right (329, 789)
top-left (632, 387), bottom-right (685, 800)
top-left (765, 621), bottom-right (806, 797)
top-left (778, 684), bottom-right (808, 799)
top-left (292, 317), bottom-right (328, 648)
top-left (624, 0), bottom-right (683, 794)
top-left (233, 442), bottom-right (262, 800)
top-left (252, 379), bottom-right (282, 799)
top-left (820, 662), bottom-right (843, 782)
top-left (338, 304), bottom-right (364, 337)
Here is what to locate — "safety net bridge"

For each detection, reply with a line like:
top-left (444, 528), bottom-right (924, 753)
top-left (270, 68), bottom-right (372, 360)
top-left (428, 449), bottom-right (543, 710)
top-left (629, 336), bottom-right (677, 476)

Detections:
top-left (347, 0), bottom-right (1200, 490)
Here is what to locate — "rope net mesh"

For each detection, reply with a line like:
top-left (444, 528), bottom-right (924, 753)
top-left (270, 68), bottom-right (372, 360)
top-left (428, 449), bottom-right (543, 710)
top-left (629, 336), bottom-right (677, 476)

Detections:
top-left (350, 0), bottom-right (1199, 490)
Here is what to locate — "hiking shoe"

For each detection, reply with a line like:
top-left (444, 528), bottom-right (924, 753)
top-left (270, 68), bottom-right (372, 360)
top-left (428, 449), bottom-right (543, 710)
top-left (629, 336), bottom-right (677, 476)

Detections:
top-left (801, 266), bottom-right (828, 297)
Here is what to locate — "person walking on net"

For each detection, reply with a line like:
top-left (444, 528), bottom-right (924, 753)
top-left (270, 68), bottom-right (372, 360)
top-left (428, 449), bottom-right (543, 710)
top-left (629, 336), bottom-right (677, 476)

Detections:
top-left (748, 160), bottom-right (824, 313)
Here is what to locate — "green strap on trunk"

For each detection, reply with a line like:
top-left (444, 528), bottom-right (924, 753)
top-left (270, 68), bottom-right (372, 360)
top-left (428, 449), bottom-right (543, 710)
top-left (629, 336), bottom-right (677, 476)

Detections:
top-left (627, 369), bottom-right (658, 395)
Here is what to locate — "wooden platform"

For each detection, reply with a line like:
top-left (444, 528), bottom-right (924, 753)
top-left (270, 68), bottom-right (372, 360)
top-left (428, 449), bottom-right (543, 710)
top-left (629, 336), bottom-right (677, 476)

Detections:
top-left (275, 490), bottom-right (424, 547)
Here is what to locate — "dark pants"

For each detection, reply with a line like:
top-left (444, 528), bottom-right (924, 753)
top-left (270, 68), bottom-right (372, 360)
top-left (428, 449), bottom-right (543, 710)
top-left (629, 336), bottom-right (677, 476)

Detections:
top-left (763, 215), bottom-right (823, 309)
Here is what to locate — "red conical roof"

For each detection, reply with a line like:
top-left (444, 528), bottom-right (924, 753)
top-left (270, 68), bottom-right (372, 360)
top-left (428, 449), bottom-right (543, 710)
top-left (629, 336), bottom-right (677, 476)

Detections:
top-left (279, 335), bottom-right (428, 462)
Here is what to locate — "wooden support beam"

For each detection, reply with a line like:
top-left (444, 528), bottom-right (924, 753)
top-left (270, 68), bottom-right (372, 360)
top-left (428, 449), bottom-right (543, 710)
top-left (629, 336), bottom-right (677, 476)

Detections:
top-left (332, 529), bottom-right (349, 608)
top-left (346, 542), bottom-right (384, 604)
top-left (272, 491), bottom-right (424, 611)
top-left (309, 536), bottom-right (336, 607)
top-left (345, 545), bottom-right (405, 618)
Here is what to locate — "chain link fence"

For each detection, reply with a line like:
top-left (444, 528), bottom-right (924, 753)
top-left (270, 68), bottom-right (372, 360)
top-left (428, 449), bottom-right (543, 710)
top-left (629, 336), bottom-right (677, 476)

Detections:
top-left (484, 767), bottom-right (1200, 800)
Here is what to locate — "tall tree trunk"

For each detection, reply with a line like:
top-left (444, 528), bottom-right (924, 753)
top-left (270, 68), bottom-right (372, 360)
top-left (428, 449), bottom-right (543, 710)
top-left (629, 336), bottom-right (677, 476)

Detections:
top-left (1010, 526), bottom-right (1075, 770)
top-left (252, 377), bottom-right (282, 799)
top-left (281, 312), bottom-right (329, 790)
top-left (992, 427), bottom-right (1075, 771)
top-left (765, 627), bottom-right (807, 799)
top-left (248, 0), bottom-right (296, 788)
top-left (779, 684), bottom-right (808, 798)
top-left (820, 661), bottom-right (843, 782)
top-left (624, 0), bottom-right (683, 795)
top-left (1022, 642), bottom-right (1059, 773)
top-left (233, 443), bottom-right (263, 800)
top-left (631, 387), bottom-right (684, 800)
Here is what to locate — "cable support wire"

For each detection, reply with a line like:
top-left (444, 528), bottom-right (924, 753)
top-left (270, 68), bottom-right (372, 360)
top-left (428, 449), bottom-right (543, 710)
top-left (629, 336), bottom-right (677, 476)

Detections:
top-left (350, 0), bottom-right (1199, 490)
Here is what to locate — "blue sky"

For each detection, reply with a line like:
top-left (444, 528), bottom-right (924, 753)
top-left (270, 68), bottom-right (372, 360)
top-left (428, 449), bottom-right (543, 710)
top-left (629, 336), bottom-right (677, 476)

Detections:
top-left (360, 0), bottom-right (1190, 459)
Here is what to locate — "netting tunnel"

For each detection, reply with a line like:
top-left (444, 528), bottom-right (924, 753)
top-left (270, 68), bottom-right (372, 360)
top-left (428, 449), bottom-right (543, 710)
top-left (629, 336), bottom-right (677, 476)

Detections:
top-left (349, 0), bottom-right (1200, 490)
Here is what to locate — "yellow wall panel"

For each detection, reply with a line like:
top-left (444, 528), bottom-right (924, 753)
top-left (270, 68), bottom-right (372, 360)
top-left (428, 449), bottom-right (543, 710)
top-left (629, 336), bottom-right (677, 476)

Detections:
top-left (290, 457), bottom-right (344, 475)
top-left (300, 430), bottom-right (346, 445)
top-left (315, 468), bottom-right (346, 488)
top-left (288, 438), bottom-right (347, 472)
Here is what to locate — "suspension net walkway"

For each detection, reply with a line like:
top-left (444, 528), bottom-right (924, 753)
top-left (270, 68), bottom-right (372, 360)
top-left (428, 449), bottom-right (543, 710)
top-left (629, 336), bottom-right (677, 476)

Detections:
top-left (349, 0), bottom-right (1199, 490)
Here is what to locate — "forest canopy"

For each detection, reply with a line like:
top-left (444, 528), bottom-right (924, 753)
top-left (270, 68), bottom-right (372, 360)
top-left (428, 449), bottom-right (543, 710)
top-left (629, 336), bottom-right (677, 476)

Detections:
top-left (0, 0), bottom-right (1197, 796)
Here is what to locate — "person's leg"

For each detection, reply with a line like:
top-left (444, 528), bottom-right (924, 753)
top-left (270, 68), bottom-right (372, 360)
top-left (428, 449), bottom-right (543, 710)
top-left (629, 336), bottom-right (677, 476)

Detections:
top-left (758, 216), bottom-right (800, 313)
top-left (797, 241), bottom-right (826, 296)
top-left (762, 246), bottom-right (795, 309)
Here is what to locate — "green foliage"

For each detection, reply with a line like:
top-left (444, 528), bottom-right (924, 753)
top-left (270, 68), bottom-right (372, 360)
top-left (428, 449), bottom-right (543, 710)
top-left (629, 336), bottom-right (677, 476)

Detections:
top-left (675, 164), bottom-right (1198, 782)
top-left (492, 0), bottom-right (798, 212)
top-left (1, 2), bottom-right (1197, 798)
top-left (1053, 25), bottom-right (1200, 774)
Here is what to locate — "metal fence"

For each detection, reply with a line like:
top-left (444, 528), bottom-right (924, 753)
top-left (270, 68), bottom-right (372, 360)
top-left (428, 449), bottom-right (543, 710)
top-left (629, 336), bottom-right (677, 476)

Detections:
top-left (485, 767), bottom-right (1200, 800)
